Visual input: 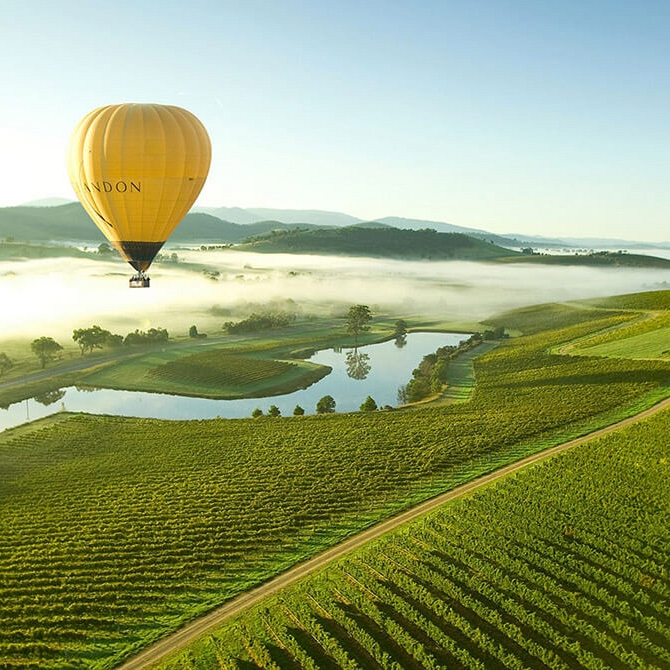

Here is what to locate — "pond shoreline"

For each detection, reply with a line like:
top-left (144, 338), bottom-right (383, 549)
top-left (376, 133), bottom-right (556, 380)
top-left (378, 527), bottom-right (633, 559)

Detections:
top-left (0, 332), bottom-right (466, 432)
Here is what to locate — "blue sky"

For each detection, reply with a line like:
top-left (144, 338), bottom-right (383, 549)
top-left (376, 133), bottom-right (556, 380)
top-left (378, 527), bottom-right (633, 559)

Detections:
top-left (1, 0), bottom-right (669, 241)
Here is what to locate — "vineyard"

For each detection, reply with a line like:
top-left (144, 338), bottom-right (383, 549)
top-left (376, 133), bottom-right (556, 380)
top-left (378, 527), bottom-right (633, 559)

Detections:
top-left (78, 344), bottom-right (331, 399)
top-left (159, 407), bottom-right (670, 669)
top-left (146, 350), bottom-right (323, 396)
top-left (1, 298), bottom-right (670, 667)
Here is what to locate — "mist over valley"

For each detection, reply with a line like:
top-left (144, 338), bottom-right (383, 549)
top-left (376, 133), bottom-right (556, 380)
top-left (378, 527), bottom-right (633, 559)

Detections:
top-left (2, 247), bottom-right (668, 342)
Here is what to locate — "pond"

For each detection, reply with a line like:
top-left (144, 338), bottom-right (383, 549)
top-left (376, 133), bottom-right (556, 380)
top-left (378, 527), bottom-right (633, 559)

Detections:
top-left (0, 332), bottom-right (466, 432)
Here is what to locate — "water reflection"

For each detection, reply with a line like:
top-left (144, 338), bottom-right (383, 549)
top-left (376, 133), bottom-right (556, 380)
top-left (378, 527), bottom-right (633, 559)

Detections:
top-left (33, 388), bottom-right (66, 406)
top-left (345, 348), bottom-right (371, 380)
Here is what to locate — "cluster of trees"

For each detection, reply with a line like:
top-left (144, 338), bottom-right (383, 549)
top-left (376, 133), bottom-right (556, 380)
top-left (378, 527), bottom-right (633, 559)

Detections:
top-left (394, 319), bottom-right (408, 347)
top-left (223, 311), bottom-right (296, 334)
top-left (73, 325), bottom-right (170, 355)
top-left (398, 347), bottom-right (451, 403)
top-left (482, 325), bottom-right (506, 340)
top-left (123, 328), bottom-right (169, 346)
top-left (73, 325), bottom-right (122, 354)
top-left (398, 331), bottom-right (502, 404)
top-left (6, 325), bottom-right (172, 372)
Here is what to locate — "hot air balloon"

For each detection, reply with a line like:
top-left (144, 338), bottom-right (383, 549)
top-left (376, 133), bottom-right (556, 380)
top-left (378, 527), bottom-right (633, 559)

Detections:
top-left (67, 103), bottom-right (211, 287)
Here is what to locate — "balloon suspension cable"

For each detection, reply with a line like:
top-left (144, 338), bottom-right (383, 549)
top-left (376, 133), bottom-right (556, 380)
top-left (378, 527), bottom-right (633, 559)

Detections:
top-left (129, 271), bottom-right (151, 288)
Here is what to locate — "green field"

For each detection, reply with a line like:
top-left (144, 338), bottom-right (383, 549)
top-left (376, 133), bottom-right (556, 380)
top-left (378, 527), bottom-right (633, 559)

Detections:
top-left (160, 407), bottom-right (670, 669)
top-left (575, 325), bottom-right (670, 359)
top-left (2, 296), bottom-right (670, 667)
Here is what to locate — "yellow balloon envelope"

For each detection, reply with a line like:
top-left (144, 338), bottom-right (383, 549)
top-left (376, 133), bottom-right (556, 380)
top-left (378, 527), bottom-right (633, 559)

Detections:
top-left (67, 103), bottom-right (211, 284)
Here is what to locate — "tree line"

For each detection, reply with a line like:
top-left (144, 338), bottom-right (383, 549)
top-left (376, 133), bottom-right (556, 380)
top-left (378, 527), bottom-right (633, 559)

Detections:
top-left (0, 326), bottom-right (171, 373)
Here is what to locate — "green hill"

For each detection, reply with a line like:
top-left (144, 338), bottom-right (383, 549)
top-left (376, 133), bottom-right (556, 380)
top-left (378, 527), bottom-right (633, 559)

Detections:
top-left (237, 226), bottom-right (518, 260)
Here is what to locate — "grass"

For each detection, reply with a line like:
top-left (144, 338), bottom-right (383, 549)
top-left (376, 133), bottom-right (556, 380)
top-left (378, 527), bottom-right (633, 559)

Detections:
top-left (439, 341), bottom-right (499, 403)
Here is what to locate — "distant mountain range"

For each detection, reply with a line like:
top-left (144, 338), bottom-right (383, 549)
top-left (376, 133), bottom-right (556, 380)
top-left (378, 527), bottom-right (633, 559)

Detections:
top-left (7, 201), bottom-right (670, 250)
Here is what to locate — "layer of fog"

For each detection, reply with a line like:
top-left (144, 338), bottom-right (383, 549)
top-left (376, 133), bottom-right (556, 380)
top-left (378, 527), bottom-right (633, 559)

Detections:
top-left (1, 249), bottom-right (669, 342)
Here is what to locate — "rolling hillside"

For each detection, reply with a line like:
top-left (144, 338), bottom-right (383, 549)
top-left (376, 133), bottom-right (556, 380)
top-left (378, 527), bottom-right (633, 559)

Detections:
top-left (237, 226), bottom-right (518, 260)
top-left (0, 203), bottom-right (314, 244)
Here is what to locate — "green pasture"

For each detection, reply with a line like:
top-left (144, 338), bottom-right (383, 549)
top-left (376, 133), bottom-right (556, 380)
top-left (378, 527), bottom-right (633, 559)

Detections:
top-left (438, 340), bottom-right (499, 403)
top-left (574, 325), bottom-right (670, 359)
top-left (2, 296), bottom-right (670, 667)
top-left (160, 407), bottom-right (670, 669)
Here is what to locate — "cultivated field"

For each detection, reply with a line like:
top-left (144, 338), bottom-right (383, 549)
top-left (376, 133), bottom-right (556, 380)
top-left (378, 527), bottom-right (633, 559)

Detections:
top-left (0, 295), bottom-right (669, 667)
top-left (158, 407), bottom-right (670, 669)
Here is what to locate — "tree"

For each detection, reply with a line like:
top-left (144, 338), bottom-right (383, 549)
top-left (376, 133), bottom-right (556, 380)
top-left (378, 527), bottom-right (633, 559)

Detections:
top-left (316, 395), bottom-right (336, 414)
top-left (360, 395), bottom-right (378, 412)
top-left (394, 319), bottom-right (408, 337)
top-left (293, 405), bottom-right (305, 416)
top-left (72, 325), bottom-right (111, 355)
top-left (251, 408), bottom-right (263, 418)
top-left (346, 305), bottom-right (372, 344)
top-left (97, 242), bottom-right (113, 256)
top-left (31, 337), bottom-right (63, 369)
top-left (0, 352), bottom-right (13, 377)
top-left (268, 405), bottom-right (281, 417)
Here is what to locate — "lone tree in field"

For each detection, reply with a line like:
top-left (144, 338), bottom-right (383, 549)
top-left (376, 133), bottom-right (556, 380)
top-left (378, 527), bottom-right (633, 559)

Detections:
top-left (293, 405), bottom-right (305, 416)
top-left (346, 304), bottom-right (372, 345)
top-left (316, 395), bottom-right (336, 414)
top-left (268, 405), bottom-right (281, 417)
top-left (31, 337), bottom-right (63, 369)
top-left (0, 352), bottom-right (13, 377)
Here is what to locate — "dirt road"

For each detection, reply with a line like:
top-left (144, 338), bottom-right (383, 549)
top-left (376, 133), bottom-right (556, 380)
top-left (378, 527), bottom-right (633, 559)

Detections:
top-left (118, 394), bottom-right (670, 669)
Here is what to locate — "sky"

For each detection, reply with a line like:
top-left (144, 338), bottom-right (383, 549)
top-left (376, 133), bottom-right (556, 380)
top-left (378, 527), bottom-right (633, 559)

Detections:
top-left (1, 0), bottom-right (669, 241)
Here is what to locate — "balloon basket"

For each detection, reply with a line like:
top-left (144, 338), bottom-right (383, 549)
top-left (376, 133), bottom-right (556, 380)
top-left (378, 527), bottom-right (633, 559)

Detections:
top-left (129, 273), bottom-right (150, 288)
